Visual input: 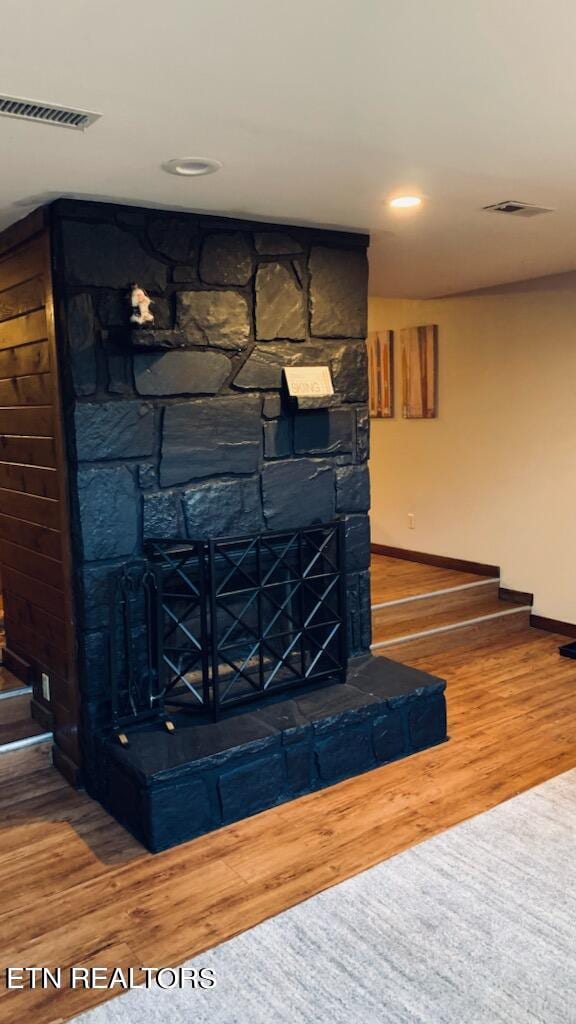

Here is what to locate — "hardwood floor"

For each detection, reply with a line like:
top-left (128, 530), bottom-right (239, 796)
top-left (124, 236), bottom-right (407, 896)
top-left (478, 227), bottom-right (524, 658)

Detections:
top-left (371, 553), bottom-right (488, 603)
top-left (1, 565), bottom-right (576, 1022)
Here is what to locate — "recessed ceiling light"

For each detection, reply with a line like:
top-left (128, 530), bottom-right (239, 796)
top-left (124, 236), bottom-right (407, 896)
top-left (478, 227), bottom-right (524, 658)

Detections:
top-left (389, 195), bottom-right (422, 209)
top-left (162, 157), bottom-right (222, 177)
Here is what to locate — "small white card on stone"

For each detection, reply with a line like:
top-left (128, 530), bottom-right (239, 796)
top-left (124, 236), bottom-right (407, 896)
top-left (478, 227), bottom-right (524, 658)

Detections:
top-left (284, 366), bottom-right (334, 398)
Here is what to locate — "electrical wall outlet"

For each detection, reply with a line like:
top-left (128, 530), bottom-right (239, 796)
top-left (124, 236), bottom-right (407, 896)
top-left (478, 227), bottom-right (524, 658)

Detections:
top-left (41, 672), bottom-right (51, 702)
top-left (408, 513), bottom-right (416, 530)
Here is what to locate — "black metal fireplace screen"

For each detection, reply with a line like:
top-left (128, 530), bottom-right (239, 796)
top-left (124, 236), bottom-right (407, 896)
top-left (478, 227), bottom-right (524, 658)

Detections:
top-left (109, 521), bottom-right (347, 730)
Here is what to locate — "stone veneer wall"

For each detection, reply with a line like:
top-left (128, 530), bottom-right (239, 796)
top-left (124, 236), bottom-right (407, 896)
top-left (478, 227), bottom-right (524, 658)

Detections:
top-left (49, 199), bottom-right (371, 790)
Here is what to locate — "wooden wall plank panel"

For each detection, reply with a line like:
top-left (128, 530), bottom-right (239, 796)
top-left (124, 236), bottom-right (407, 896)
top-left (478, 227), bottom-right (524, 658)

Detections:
top-left (1, 566), bottom-right (65, 619)
top-left (0, 463), bottom-right (58, 498)
top-left (0, 339), bottom-right (50, 377)
top-left (0, 406), bottom-right (53, 436)
top-left (0, 208), bottom-right (45, 259)
top-left (0, 435), bottom-right (56, 468)
top-left (0, 277), bottom-right (44, 323)
top-left (0, 374), bottom-right (52, 406)
top-left (0, 243), bottom-right (44, 292)
top-left (0, 487), bottom-right (60, 528)
top-left (0, 539), bottom-right (64, 590)
top-left (0, 513), bottom-right (61, 559)
top-left (0, 215), bottom-right (80, 777)
top-left (3, 590), bottom-right (67, 648)
top-left (0, 308), bottom-right (47, 350)
top-left (4, 620), bottom-right (68, 677)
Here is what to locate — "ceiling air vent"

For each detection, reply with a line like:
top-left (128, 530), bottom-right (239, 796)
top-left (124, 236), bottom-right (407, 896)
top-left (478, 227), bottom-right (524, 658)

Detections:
top-left (0, 95), bottom-right (101, 131)
top-left (483, 200), bottom-right (553, 218)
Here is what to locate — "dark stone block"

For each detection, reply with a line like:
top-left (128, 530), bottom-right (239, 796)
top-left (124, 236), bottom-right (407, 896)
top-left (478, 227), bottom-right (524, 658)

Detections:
top-left (372, 709), bottom-right (407, 763)
top-left (262, 395), bottom-right (283, 419)
top-left (97, 290), bottom-right (126, 328)
top-left (148, 776), bottom-right (215, 851)
top-left (218, 754), bottom-right (286, 821)
top-left (356, 406), bottom-right (370, 462)
top-left (82, 630), bottom-right (109, 699)
top-left (346, 570), bottom-right (372, 654)
top-left (107, 354), bottom-right (133, 395)
top-left (331, 342), bottom-right (368, 403)
top-left (200, 232), bottom-right (252, 286)
top-left (294, 408), bottom-right (355, 455)
top-left (74, 402), bottom-right (154, 460)
top-left (61, 221), bottom-right (167, 290)
top-left (176, 291), bottom-right (250, 350)
top-left (255, 262), bottom-right (306, 340)
top-left (182, 476), bottom-right (263, 539)
top-left (284, 740), bottom-right (312, 793)
top-left (148, 217), bottom-right (197, 263)
top-left (160, 395), bottom-right (261, 485)
top-left (315, 722), bottom-right (374, 781)
top-left (336, 464), bottom-right (370, 512)
top-left (309, 246), bottom-right (368, 338)
top-left (359, 571), bottom-right (372, 651)
top-left (65, 294), bottom-right (97, 396)
top-left (143, 491), bottom-right (182, 539)
top-left (348, 654), bottom-right (445, 707)
top-left (81, 564), bottom-right (116, 629)
top-left (138, 463), bottom-right (157, 489)
top-left (77, 465), bottom-right (138, 560)
top-left (129, 328), bottom-right (189, 350)
top-left (262, 459), bottom-right (335, 530)
top-left (173, 266), bottom-right (196, 282)
top-left (344, 515), bottom-right (371, 571)
top-left (254, 232), bottom-right (304, 255)
top-left (134, 350), bottom-right (231, 395)
top-left (263, 418), bottom-right (292, 458)
top-left (408, 696), bottom-right (447, 751)
top-left (233, 342), bottom-right (327, 390)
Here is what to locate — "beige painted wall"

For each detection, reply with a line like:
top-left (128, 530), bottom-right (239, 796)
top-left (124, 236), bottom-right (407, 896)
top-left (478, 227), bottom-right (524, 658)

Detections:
top-left (369, 272), bottom-right (576, 622)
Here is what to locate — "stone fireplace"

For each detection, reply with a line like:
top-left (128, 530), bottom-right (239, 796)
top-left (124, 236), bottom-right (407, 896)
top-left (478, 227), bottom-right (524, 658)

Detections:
top-left (0, 199), bottom-right (446, 850)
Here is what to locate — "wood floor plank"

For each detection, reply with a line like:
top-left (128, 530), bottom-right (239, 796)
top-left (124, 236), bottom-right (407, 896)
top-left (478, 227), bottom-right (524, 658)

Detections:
top-left (0, 571), bottom-right (574, 1023)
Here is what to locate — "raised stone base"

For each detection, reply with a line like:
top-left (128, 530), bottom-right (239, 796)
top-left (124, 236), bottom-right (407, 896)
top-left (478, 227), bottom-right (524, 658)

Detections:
top-left (97, 654), bottom-right (447, 853)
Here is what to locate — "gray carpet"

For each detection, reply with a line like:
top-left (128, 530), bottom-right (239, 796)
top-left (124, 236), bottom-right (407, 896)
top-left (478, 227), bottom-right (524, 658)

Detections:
top-left (76, 769), bottom-right (576, 1023)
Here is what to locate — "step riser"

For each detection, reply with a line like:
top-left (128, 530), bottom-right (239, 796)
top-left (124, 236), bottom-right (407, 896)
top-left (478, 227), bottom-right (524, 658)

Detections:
top-left (0, 733), bottom-right (52, 756)
top-left (371, 606), bottom-right (531, 651)
top-left (376, 609), bottom-right (531, 662)
top-left (0, 693), bottom-right (33, 725)
top-left (372, 580), bottom-right (505, 644)
top-left (0, 740), bottom-right (52, 781)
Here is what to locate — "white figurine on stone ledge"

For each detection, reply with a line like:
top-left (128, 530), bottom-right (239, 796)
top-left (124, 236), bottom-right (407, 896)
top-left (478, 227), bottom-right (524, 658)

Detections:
top-left (130, 283), bottom-right (154, 326)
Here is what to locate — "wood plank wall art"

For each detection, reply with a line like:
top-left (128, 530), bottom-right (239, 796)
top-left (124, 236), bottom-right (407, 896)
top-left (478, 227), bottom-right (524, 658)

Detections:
top-left (400, 324), bottom-right (438, 418)
top-left (0, 209), bottom-right (80, 779)
top-left (367, 330), bottom-right (394, 417)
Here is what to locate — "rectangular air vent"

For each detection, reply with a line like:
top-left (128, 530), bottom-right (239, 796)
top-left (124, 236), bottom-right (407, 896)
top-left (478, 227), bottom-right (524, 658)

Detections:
top-left (483, 200), bottom-right (554, 218)
top-left (0, 95), bottom-right (101, 131)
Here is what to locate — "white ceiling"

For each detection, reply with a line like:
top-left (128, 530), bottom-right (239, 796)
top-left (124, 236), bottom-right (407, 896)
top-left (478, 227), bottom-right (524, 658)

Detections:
top-left (2, 0), bottom-right (576, 297)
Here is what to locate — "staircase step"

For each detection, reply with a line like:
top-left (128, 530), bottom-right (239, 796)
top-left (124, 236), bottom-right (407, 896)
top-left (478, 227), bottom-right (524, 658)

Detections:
top-left (374, 606), bottom-right (532, 661)
top-left (0, 740), bottom-right (52, 779)
top-left (0, 692), bottom-right (51, 749)
top-left (373, 581), bottom-right (528, 643)
top-left (0, 664), bottom-right (28, 697)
